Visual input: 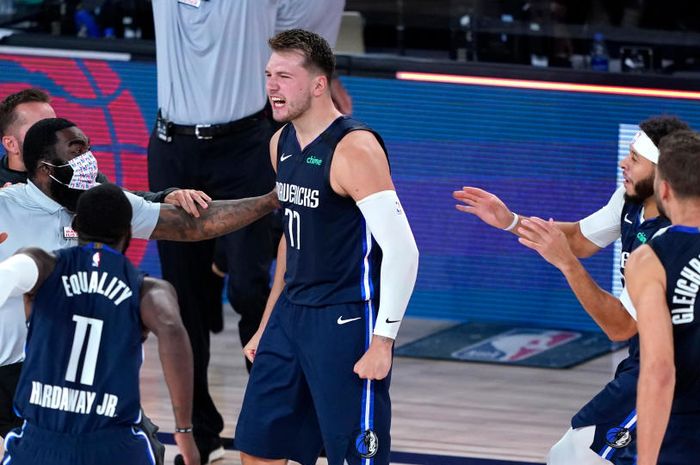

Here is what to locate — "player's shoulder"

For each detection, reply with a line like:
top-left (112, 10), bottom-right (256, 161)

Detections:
top-left (626, 243), bottom-right (659, 271)
top-left (335, 129), bottom-right (384, 160)
top-left (141, 276), bottom-right (175, 297)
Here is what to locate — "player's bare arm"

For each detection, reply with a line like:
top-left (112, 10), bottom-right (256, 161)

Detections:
top-left (140, 277), bottom-right (200, 465)
top-left (150, 192), bottom-right (280, 241)
top-left (269, 127), bottom-right (284, 173)
top-left (332, 130), bottom-right (419, 380)
top-left (518, 217), bottom-right (636, 340)
top-left (244, 238), bottom-right (287, 363)
top-left (626, 245), bottom-right (673, 465)
top-left (453, 186), bottom-right (601, 257)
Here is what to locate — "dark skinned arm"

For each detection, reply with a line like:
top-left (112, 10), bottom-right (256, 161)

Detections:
top-left (140, 277), bottom-right (199, 465)
top-left (149, 190), bottom-right (279, 241)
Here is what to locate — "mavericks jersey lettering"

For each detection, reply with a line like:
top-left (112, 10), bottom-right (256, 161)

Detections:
top-left (14, 244), bottom-right (144, 433)
top-left (649, 226), bottom-right (700, 414)
top-left (276, 116), bottom-right (386, 306)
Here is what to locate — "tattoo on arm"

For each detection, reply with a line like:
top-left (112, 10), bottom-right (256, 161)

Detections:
top-left (150, 191), bottom-right (279, 241)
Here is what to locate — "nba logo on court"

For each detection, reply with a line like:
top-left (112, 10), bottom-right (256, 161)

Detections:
top-left (451, 328), bottom-right (581, 362)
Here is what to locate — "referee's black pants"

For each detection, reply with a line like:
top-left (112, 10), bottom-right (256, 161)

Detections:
top-left (147, 114), bottom-right (278, 443)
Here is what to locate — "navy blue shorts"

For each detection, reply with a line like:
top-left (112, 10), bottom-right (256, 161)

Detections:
top-left (573, 368), bottom-right (638, 464)
top-left (235, 294), bottom-right (391, 465)
top-left (2, 421), bottom-right (156, 465)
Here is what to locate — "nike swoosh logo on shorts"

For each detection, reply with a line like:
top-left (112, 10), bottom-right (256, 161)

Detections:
top-left (624, 214), bottom-right (633, 224)
top-left (386, 318), bottom-right (401, 324)
top-left (280, 153), bottom-right (293, 162)
top-left (337, 316), bottom-right (362, 325)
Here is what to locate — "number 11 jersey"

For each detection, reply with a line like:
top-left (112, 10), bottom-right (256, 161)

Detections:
top-left (14, 243), bottom-right (144, 434)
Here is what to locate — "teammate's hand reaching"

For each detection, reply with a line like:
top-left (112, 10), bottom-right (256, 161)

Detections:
top-left (453, 187), bottom-right (515, 230)
top-left (164, 189), bottom-right (212, 218)
top-left (354, 336), bottom-right (393, 380)
top-left (0, 232), bottom-right (7, 244)
top-left (243, 328), bottom-right (263, 363)
top-left (517, 217), bottom-right (578, 271)
top-left (174, 431), bottom-right (200, 465)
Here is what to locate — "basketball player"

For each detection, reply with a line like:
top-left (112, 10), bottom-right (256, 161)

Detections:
top-left (234, 29), bottom-right (419, 465)
top-left (453, 116), bottom-right (689, 464)
top-left (0, 184), bottom-right (200, 465)
top-left (626, 130), bottom-right (700, 465)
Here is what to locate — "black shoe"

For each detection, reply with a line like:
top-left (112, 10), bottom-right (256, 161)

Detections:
top-left (174, 436), bottom-right (224, 465)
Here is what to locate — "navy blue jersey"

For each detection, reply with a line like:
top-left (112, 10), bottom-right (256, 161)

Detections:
top-left (573, 202), bottom-right (670, 432)
top-left (276, 116), bottom-right (386, 306)
top-left (14, 244), bottom-right (144, 433)
top-left (649, 225), bottom-right (700, 414)
top-left (616, 202), bottom-right (671, 375)
top-left (619, 202), bottom-right (670, 282)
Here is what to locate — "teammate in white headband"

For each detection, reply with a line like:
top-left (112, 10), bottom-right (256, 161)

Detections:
top-left (630, 130), bottom-right (660, 164)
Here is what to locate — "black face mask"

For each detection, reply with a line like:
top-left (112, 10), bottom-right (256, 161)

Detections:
top-left (47, 164), bottom-right (85, 212)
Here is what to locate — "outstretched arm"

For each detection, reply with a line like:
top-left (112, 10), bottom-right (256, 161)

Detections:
top-left (517, 217), bottom-right (636, 340)
top-left (140, 278), bottom-right (199, 465)
top-left (453, 187), bottom-right (601, 257)
top-left (627, 246), bottom-right (673, 465)
top-left (150, 191), bottom-right (279, 241)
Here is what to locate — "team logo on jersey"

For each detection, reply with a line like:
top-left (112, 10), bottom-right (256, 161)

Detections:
top-left (306, 155), bottom-right (322, 166)
top-left (605, 426), bottom-right (632, 449)
top-left (636, 232), bottom-right (647, 244)
top-left (92, 252), bottom-right (101, 267)
top-left (355, 429), bottom-right (379, 458)
top-left (451, 328), bottom-right (580, 362)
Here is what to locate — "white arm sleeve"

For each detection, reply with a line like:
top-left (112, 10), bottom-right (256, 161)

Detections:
top-left (619, 287), bottom-right (637, 321)
top-left (357, 190), bottom-right (419, 340)
top-left (579, 186), bottom-right (625, 248)
top-left (124, 191), bottom-right (161, 239)
top-left (0, 254), bottom-right (39, 308)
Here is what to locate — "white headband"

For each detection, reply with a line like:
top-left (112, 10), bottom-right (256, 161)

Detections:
top-left (630, 130), bottom-right (659, 164)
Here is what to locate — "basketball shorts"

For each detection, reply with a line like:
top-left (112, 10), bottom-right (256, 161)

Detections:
top-left (572, 368), bottom-right (638, 464)
top-left (235, 293), bottom-right (391, 465)
top-left (2, 421), bottom-right (157, 465)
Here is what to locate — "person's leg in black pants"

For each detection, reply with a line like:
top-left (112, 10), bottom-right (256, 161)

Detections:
top-left (147, 131), bottom-right (225, 456)
top-left (147, 117), bottom-right (276, 457)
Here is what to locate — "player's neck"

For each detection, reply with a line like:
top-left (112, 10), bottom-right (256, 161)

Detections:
top-left (292, 101), bottom-right (342, 149)
top-left (669, 200), bottom-right (700, 227)
top-left (7, 152), bottom-right (26, 172)
top-left (642, 196), bottom-right (659, 219)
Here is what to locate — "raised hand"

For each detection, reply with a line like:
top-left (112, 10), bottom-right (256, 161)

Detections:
top-left (453, 187), bottom-right (515, 230)
top-left (517, 217), bottom-right (578, 271)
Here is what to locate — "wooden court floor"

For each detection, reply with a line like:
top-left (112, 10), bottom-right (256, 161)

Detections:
top-left (140, 305), bottom-right (621, 465)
